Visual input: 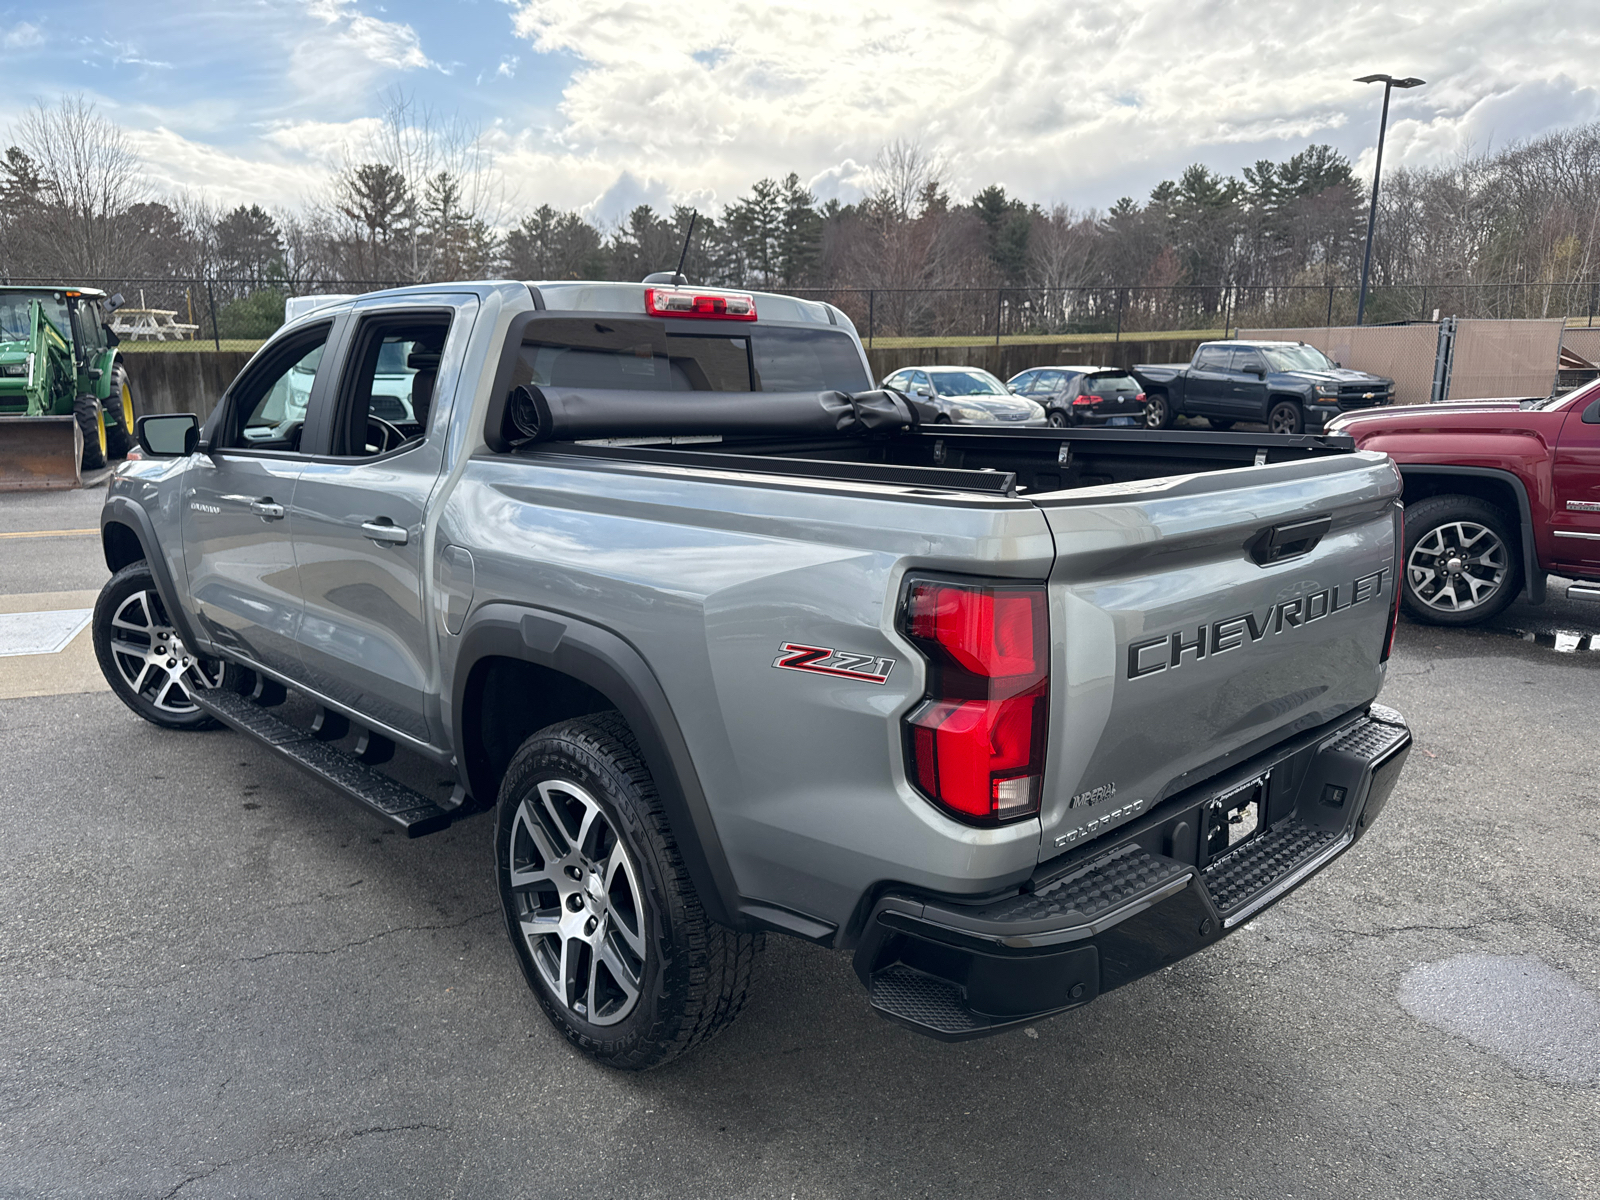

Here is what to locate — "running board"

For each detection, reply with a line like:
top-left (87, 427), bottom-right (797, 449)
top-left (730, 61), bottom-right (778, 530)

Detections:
top-left (192, 688), bottom-right (454, 837)
top-left (1566, 581), bottom-right (1600, 602)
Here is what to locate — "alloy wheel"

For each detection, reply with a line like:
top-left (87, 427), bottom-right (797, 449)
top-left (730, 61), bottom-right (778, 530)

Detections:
top-left (106, 590), bottom-right (224, 714)
top-left (507, 778), bottom-right (647, 1027)
top-left (1406, 520), bottom-right (1509, 612)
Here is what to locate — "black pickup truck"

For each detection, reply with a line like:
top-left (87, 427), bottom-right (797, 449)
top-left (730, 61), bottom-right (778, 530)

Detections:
top-left (1135, 340), bottom-right (1395, 434)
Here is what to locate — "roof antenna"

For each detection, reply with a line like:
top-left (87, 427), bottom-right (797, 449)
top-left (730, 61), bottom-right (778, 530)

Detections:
top-left (673, 211), bottom-right (698, 284)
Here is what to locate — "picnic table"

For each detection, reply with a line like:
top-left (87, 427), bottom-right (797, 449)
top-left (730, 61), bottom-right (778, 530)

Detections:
top-left (108, 309), bottom-right (200, 341)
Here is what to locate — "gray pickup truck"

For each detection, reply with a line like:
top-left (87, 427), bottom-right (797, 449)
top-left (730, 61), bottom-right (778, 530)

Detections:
top-left (93, 280), bottom-right (1412, 1069)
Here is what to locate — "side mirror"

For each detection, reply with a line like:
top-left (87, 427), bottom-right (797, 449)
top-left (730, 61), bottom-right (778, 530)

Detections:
top-left (914, 386), bottom-right (932, 398)
top-left (105, 293), bottom-right (126, 315)
top-left (1334, 361), bottom-right (1343, 369)
top-left (136, 413), bottom-right (200, 457)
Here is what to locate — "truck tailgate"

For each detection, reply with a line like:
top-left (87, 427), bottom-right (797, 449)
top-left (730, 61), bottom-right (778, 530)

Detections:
top-left (1033, 451), bottom-right (1401, 861)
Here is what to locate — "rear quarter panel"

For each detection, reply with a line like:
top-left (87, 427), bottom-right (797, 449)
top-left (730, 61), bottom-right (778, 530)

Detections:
top-left (440, 456), bottom-right (1057, 930)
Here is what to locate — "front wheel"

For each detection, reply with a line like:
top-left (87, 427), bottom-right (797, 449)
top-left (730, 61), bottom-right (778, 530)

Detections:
top-left (93, 561), bottom-right (224, 729)
top-left (495, 713), bottom-right (762, 1070)
top-left (1144, 393), bottom-right (1174, 428)
top-left (1401, 494), bottom-right (1522, 626)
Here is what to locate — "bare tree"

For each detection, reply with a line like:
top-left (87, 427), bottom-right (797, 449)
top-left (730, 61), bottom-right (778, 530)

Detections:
top-left (11, 95), bottom-right (149, 277)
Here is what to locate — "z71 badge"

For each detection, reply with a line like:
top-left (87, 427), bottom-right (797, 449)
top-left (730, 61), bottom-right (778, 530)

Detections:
top-left (772, 643), bottom-right (895, 684)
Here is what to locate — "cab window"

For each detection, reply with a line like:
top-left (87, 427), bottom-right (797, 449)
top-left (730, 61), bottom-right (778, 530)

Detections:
top-left (328, 312), bottom-right (453, 457)
top-left (220, 325), bottom-right (331, 452)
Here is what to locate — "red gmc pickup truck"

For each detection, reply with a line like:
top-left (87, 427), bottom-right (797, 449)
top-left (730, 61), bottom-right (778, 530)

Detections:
top-left (1328, 382), bottom-right (1600, 626)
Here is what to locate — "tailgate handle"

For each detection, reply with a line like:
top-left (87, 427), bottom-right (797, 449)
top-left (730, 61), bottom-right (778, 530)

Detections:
top-left (1250, 515), bottom-right (1331, 566)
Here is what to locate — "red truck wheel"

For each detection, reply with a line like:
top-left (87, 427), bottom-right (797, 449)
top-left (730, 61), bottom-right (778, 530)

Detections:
top-left (1401, 495), bottom-right (1521, 625)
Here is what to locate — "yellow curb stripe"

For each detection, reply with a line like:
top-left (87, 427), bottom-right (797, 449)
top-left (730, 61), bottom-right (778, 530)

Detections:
top-left (0, 528), bottom-right (98, 540)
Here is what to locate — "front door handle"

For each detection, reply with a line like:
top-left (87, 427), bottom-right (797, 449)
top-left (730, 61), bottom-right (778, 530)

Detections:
top-left (360, 519), bottom-right (409, 545)
top-left (249, 498), bottom-right (285, 520)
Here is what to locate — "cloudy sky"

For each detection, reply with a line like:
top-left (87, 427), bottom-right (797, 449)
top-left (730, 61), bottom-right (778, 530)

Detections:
top-left (2, 0), bottom-right (1596, 225)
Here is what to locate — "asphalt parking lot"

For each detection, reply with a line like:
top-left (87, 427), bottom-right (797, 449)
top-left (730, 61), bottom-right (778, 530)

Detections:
top-left (2, 481), bottom-right (1597, 1200)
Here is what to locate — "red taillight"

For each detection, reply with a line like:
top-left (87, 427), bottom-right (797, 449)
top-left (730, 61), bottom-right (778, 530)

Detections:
top-left (1382, 506), bottom-right (1403, 662)
top-left (1135, 392), bottom-right (1146, 403)
top-left (901, 580), bottom-right (1048, 824)
top-left (645, 287), bottom-right (757, 321)
top-left (1072, 394), bottom-right (1094, 406)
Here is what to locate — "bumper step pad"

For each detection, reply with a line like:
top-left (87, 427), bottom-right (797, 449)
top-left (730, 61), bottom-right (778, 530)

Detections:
top-left (193, 688), bottom-right (452, 837)
top-left (1201, 817), bottom-right (1339, 917)
top-left (984, 844), bottom-right (1190, 927)
top-left (870, 965), bottom-right (990, 1037)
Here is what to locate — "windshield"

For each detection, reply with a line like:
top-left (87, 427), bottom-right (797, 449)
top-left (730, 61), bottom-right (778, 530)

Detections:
top-left (1261, 345), bottom-right (1336, 373)
top-left (931, 370), bottom-right (1007, 397)
top-left (0, 292), bottom-right (70, 342)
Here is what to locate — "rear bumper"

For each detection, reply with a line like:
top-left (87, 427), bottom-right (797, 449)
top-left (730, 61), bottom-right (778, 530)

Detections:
top-left (853, 703), bottom-right (1410, 1039)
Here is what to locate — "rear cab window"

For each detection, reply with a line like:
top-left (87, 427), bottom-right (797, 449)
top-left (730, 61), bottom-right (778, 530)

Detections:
top-left (510, 317), bottom-right (870, 396)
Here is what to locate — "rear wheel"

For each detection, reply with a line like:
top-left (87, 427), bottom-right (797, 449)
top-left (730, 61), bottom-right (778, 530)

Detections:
top-left (93, 561), bottom-right (223, 729)
top-left (1401, 495), bottom-right (1522, 626)
top-left (74, 396), bottom-right (107, 470)
top-left (104, 366), bottom-right (138, 461)
top-left (1267, 402), bottom-right (1303, 434)
top-left (495, 712), bottom-right (762, 1070)
top-left (1144, 393), bottom-right (1174, 428)
top-left (1047, 409), bottom-right (1069, 428)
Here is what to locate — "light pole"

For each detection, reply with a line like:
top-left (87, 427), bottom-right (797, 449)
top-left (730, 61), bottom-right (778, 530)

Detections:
top-left (1355, 73), bottom-right (1424, 325)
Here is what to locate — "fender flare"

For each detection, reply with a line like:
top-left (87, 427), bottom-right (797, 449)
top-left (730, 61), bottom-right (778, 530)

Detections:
top-left (453, 602), bottom-right (742, 928)
top-left (99, 495), bottom-right (206, 645)
top-left (1397, 464), bottom-right (1544, 605)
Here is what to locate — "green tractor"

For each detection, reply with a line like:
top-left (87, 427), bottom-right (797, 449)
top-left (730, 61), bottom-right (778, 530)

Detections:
top-left (0, 285), bottom-right (140, 489)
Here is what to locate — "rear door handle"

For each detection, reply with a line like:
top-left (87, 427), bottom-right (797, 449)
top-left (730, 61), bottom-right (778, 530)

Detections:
top-left (360, 519), bottom-right (409, 545)
top-left (249, 498), bottom-right (285, 520)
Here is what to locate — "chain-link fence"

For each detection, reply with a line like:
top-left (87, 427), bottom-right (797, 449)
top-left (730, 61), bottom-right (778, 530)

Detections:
top-left (7, 276), bottom-right (1599, 351)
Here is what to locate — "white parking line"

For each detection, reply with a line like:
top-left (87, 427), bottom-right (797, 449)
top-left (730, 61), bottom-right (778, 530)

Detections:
top-left (0, 609), bottom-right (93, 657)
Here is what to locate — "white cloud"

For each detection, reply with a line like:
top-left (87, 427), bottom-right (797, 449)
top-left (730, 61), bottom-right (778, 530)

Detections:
top-left (504, 0), bottom-right (1600, 210)
top-left (3, 21), bottom-right (44, 50)
top-left (288, 0), bottom-right (436, 105)
top-left (126, 126), bottom-right (334, 211)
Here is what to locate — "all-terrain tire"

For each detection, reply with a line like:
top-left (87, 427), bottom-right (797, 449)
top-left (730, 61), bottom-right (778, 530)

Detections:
top-left (105, 365), bottom-right (138, 461)
top-left (93, 561), bottom-right (222, 729)
top-left (75, 395), bottom-right (107, 470)
top-left (1144, 392), bottom-right (1175, 428)
top-left (495, 712), bottom-right (762, 1070)
top-left (1400, 494), bottom-right (1523, 627)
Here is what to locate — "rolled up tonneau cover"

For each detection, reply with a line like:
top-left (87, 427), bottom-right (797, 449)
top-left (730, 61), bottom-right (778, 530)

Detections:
top-left (490, 385), bottom-right (918, 449)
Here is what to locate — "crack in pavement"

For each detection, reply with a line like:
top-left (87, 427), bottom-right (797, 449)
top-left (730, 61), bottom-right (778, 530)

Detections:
top-left (237, 908), bottom-right (496, 963)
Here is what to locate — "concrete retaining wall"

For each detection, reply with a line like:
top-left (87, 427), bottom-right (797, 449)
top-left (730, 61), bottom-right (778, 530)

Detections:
top-left (119, 351), bottom-right (254, 422)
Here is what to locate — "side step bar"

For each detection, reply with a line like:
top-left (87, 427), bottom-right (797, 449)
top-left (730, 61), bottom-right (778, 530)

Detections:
top-left (192, 688), bottom-right (454, 837)
top-left (1566, 581), bottom-right (1600, 602)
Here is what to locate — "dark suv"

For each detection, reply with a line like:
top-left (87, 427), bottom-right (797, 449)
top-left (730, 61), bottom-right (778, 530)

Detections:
top-left (1007, 366), bottom-right (1146, 427)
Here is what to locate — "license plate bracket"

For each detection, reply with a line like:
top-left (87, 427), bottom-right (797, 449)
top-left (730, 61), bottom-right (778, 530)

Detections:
top-left (1203, 773), bottom-right (1269, 864)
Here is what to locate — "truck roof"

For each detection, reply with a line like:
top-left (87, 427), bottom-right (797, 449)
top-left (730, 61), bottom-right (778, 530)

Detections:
top-left (287, 280), bottom-right (849, 332)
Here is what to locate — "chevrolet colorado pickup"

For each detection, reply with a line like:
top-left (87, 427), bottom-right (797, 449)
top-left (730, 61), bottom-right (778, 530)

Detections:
top-left (94, 280), bottom-right (1412, 1069)
top-left (1329, 381), bottom-right (1600, 625)
top-left (1136, 340), bottom-right (1395, 434)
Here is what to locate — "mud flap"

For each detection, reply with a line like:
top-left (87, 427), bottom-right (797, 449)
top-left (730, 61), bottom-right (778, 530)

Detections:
top-left (0, 416), bottom-right (85, 490)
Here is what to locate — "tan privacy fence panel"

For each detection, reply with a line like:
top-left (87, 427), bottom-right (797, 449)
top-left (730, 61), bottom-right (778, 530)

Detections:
top-left (1237, 324), bottom-right (1440, 406)
top-left (1448, 319), bottom-right (1564, 400)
